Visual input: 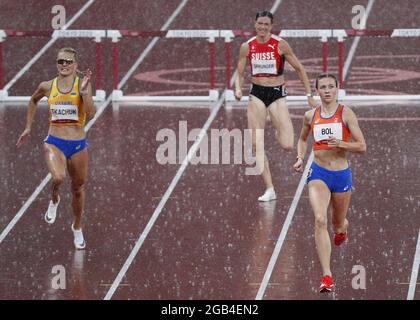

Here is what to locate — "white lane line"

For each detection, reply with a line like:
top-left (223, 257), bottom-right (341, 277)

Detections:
top-left (0, 0), bottom-right (95, 244)
top-left (256, 153), bottom-right (314, 300)
top-left (105, 0), bottom-right (247, 299)
top-left (0, 174), bottom-right (51, 243)
top-left (0, 107), bottom-right (112, 246)
top-left (0, 0), bottom-right (188, 244)
top-left (117, 0), bottom-right (189, 89)
top-left (3, 0), bottom-right (96, 91)
top-left (407, 228), bottom-right (420, 300)
top-left (104, 93), bottom-right (225, 300)
top-left (256, 0), bottom-right (375, 300)
top-left (104, 0), bottom-right (287, 301)
top-left (270, 0), bottom-right (283, 14)
top-left (342, 0), bottom-right (375, 77)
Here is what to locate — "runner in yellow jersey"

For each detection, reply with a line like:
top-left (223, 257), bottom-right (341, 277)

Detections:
top-left (16, 47), bottom-right (96, 249)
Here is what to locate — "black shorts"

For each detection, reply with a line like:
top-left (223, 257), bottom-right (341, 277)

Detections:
top-left (249, 83), bottom-right (288, 108)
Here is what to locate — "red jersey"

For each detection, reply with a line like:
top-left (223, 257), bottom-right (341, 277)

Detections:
top-left (310, 104), bottom-right (350, 151)
top-left (247, 34), bottom-right (285, 77)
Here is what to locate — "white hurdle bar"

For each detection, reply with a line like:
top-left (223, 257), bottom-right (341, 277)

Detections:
top-left (0, 89), bottom-right (106, 104)
top-left (0, 29), bottom-right (106, 103)
top-left (2, 29), bottom-right (420, 104)
top-left (111, 89), bottom-right (219, 103)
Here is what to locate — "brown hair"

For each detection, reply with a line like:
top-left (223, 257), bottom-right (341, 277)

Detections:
top-left (315, 73), bottom-right (338, 89)
top-left (256, 11), bottom-right (273, 23)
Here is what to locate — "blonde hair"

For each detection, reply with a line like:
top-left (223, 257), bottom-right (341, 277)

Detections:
top-left (57, 47), bottom-right (79, 62)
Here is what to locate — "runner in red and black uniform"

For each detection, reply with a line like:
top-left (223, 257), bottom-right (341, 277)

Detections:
top-left (235, 10), bottom-right (316, 202)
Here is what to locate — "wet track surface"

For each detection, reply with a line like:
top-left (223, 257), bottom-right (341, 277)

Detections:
top-left (0, 0), bottom-right (419, 300)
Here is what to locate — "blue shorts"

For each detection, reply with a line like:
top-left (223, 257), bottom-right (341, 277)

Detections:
top-left (306, 161), bottom-right (352, 193)
top-left (44, 135), bottom-right (87, 159)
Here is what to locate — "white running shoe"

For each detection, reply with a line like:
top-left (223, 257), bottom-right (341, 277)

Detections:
top-left (44, 196), bottom-right (60, 224)
top-left (258, 187), bottom-right (277, 202)
top-left (71, 223), bottom-right (86, 250)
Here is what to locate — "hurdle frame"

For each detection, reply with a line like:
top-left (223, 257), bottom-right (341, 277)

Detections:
top-left (1, 28), bottom-right (420, 104)
top-left (0, 29), bottom-right (106, 104)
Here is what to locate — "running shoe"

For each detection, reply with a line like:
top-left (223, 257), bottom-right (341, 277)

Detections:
top-left (333, 232), bottom-right (347, 246)
top-left (71, 223), bottom-right (86, 250)
top-left (44, 196), bottom-right (60, 224)
top-left (319, 275), bottom-right (334, 293)
top-left (258, 187), bottom-right (277, 202)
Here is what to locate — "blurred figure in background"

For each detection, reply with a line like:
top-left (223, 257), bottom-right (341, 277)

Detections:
top-left (234, 10), bottom-right (315, 202)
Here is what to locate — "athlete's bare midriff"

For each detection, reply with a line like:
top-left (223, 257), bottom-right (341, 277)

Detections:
top-left (314, 149), bottom-right (349, 170)
top-left (251, 74), bottom-right (285, 87)
top-left (49, 125), bottom-right (86, 140)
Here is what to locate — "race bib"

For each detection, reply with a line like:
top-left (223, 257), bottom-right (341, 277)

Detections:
top-left (313, 123), bottom-right (342, 142)
top-left (50, 104), bottom-right (79, 122)
top-left (251, 59), bottom-right (277, 75)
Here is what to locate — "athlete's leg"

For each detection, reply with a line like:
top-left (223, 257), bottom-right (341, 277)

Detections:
top-left (267, 98), bottom-right (294, 152)
top-left (330, 191), bottom-right (351, 234)
top-left (308, 180), bottom-right (332, 276)
top-left (247, 95), bottom-right (272, 189)
top-left (67, 149), bottom-right (88, 230)
top-left (44, 143), bottom-right (67, 203)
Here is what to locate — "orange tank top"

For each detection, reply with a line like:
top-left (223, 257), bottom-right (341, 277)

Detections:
top-left (310, 104), bottom-right (350, 151)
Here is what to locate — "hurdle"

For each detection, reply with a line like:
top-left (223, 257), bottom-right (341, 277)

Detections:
top-left (224, 28), bottom-right (420, 104)
top-left (108, 29), bottom-right (220, 103)
top-left (0, 29), bottom-right (106, 103)
top-left (1, 28), bottom-right (420, 105)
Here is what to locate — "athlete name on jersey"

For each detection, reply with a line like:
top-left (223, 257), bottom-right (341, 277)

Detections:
top-left (50, 103), bottom-right (79, 122)
top-left (251, 63), bottom-right (276, 76)
top-left (313, 123), bottom-right (342, 142)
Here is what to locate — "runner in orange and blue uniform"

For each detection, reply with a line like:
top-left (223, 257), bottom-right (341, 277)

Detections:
top-left (234, 10), bottom-right (316, 202)
top-left (16, 47), bottom-right (96, 250)
top-left (293, 73), bottom-right (366, 293)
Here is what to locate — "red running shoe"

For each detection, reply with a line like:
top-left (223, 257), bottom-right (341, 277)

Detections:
top-left (319, 275), bottom-right (334, 293)
top-left (333, 232), bottom-right (347, 246)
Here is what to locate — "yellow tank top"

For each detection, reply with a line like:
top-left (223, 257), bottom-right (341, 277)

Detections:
top-left (47, 76), bottom-right (86, 126)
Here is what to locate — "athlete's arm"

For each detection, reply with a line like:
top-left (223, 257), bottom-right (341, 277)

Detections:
top-left (80, 69), bottom-right (96, 122)
top-left (16, 81), bottom-right (50, 148)
top-left (279, 40), bottom-right (316, 108)
top-left (327, 107), bottom-right (366, 153)
top-left (293, 110), bottom-right (313, 172)
top-left (234, 43), bottom-right (249, 101)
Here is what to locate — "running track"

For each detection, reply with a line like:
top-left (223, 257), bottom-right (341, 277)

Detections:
top-left (0, 0), bottom-right (419, 300)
